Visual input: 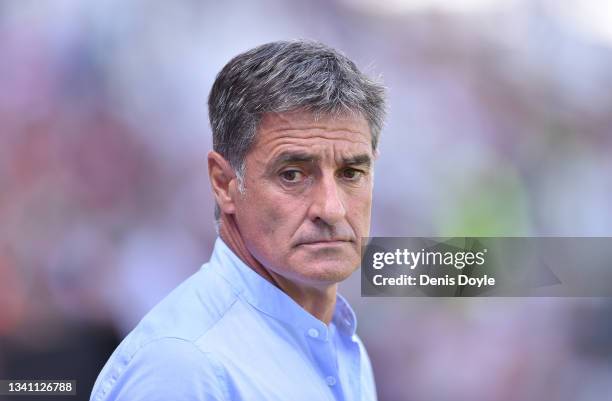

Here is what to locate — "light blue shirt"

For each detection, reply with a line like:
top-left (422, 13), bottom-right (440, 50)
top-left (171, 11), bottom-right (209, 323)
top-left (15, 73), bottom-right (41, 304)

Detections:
top-left (91, 238), bottom-right (377, 401)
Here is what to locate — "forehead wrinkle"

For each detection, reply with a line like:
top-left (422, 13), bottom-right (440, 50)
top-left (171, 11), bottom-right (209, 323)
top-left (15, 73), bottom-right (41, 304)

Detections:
top-left (257, 132), bottom-right (371, 154)
top-left (254, 112), bottom-right (373, 154)
top-left (266, 137), bottom-right (370, 163)
top-left (261, 110), bottom-right (369, 133)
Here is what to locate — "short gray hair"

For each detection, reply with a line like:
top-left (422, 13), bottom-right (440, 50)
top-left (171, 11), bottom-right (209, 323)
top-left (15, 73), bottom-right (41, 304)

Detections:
top-left (208, 40), bottom-right (387, 221)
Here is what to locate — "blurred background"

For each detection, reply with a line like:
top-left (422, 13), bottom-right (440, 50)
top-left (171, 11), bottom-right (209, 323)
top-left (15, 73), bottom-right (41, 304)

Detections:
top-left (1, 0), bottom-right (611, 400)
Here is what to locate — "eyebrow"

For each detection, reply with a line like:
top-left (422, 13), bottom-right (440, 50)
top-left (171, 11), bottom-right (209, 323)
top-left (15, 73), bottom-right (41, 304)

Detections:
top-left (269, 151), bottom-right (372, 170)
top-left (274, 151), bottom-right (320, 165)
top-left (343, 154), bottom-right (372, 168)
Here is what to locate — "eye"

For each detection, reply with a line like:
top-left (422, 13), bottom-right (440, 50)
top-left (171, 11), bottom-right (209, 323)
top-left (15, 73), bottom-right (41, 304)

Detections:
top-left (341, 168), bottom-right (363, 181)
top-left (280, 169), bottom-right (304, 183)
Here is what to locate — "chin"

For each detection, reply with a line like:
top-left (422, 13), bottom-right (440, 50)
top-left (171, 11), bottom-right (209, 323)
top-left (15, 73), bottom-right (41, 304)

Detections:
top-left (294, 258), bottom-right (358, 285)
top-left (283, 245), bottom-right (360, 284)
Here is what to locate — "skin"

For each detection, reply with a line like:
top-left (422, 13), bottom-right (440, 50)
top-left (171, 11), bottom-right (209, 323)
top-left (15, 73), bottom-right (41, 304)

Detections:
top-left (208, 111), bottom-right (375, 324)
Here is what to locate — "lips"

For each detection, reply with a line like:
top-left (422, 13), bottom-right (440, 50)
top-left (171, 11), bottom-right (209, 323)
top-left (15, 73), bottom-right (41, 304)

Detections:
top-left (297, 239), bottom-right (353, 246)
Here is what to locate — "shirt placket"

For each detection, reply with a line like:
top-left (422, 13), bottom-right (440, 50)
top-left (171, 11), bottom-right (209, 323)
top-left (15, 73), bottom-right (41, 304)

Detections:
top-left (304, 325), bottom-right (346, 401)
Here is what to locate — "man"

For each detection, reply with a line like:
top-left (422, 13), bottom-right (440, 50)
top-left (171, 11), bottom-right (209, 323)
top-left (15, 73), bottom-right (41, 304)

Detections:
top-left (91, 40), bottom-right (386, 401)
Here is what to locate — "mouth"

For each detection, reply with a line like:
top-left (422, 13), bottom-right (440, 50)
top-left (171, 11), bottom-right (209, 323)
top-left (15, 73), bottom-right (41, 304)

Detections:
top-left (297, 239), bottom-right (353, 247)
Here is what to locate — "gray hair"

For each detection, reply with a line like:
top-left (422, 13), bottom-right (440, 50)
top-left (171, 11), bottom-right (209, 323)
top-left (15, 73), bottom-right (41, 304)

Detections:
top-left (208, 40), bottom-right (387, 222)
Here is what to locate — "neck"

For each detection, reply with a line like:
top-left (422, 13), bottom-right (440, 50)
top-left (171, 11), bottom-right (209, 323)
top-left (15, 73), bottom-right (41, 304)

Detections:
top-left (218, 214), bottom-right (337, 324)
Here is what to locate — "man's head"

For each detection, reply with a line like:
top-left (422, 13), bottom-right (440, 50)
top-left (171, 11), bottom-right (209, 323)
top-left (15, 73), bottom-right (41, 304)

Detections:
top-left (208, 40), bottom-right (386, 289)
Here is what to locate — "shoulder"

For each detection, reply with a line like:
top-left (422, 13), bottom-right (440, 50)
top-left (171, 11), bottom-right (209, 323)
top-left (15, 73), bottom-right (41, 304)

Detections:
top-left (128, 264), bottom-right (240, 346)
top-left (91, 266), bottom-right (241, 401)
top-left (91, 337), bottom-right (229, 401)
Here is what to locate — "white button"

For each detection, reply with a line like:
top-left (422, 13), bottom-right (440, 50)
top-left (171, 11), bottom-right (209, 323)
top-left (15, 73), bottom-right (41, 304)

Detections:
top-left (326, 376), bottom-right (337, 386)
top-left (307, 328), bottom-right (319, 338)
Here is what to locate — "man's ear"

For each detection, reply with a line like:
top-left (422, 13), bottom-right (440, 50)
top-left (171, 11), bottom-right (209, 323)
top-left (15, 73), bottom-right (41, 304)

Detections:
top-left (208, 151), bottom-right (239, 215)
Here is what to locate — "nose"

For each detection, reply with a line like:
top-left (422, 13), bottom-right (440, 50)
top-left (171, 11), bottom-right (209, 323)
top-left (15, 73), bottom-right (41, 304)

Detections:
top-left (308, 173), bottom-right (347, 226)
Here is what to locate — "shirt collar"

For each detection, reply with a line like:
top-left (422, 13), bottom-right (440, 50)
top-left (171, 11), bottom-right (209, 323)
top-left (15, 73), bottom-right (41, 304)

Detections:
top-left (207, 237), bottom-right (357, 340)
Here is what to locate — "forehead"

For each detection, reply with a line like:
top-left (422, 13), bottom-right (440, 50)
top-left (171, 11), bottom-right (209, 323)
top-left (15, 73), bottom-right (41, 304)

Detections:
top-left (252, 111), bottom-right (372, 156)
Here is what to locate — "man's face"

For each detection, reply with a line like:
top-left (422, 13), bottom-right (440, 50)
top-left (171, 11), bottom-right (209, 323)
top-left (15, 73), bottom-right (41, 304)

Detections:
top-left (233, 111), bottom-right (375, 288)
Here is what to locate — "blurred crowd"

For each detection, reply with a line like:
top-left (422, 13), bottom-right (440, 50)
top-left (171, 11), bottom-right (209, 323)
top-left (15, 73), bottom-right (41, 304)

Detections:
top-left (1, 1), bottom-right (611, 400)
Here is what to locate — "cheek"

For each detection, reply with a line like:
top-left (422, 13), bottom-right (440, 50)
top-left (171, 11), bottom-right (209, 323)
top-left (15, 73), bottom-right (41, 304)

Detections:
top-left (239, 187), bottom-right (293, 241)
top-left (259, 204), bottom-right (283, 238)
top-left (348, 190), bottom-right (373, 234)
